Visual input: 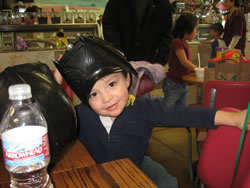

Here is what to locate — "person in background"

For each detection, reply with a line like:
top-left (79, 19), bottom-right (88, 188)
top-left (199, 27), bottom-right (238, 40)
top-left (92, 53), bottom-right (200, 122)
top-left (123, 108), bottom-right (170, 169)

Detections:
top-left (25, 6), bottom-right (44, 48)
top-left (54, 36), bottom-right (250, 188)
top-left (203, 23), bottom-right (226, 59)
top-left (25, 6), bottom-right (56, 48)
top-left (25, 6), bottom-right (40, 24)
top-left (163, 12), bottom-right (197, 107)
top-left (14, 35), bottom-right (26, 51)
top-left (221, 0), bottom-right (247, 56)
top-left (102, 0), bottom-right (173, 66)
top-left (56, 28), bottom-right (65, 37)
top-left (216, 0), bottom-right (230, 24)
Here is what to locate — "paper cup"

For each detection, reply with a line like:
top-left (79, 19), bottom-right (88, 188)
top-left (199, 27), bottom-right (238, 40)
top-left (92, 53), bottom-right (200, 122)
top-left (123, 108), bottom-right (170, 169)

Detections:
top-left (195, 68), bottom-right (204, 78)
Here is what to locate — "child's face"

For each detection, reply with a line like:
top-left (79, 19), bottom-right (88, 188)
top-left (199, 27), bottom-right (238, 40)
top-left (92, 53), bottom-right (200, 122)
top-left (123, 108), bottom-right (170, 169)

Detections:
top-left (222, 0), bottom-right (234, 11)
top-left (184, 25), bottom-right (198, 41)
top-left (88, 72), bottom-right (130, 120)
top-left (209, 29), bottom-right (219, 38)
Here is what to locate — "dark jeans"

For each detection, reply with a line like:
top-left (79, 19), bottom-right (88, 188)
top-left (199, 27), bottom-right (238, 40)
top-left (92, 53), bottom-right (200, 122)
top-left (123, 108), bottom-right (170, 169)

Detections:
top-left (162, 78), bottom-right (188, 107)
top-left (139, 155), bottom-right (178, 188)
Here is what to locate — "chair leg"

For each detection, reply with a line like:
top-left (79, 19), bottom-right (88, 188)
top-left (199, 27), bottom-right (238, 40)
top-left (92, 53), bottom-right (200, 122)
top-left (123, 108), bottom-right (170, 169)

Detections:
top-left (200, 181), bottom-right (206, 188)
top-left (197, 142), bottom-right (202, 157)
top-left (195, 134), bottom-right (203, 186)
top-left (187, 127), bottom-right (194, 181)
top-left (194, 173), bottom-right (199, 184)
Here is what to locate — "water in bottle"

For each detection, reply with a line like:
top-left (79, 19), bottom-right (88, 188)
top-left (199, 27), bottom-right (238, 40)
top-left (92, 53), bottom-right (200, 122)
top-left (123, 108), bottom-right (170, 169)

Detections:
top-left (0, 84), bottom-right (53, 188)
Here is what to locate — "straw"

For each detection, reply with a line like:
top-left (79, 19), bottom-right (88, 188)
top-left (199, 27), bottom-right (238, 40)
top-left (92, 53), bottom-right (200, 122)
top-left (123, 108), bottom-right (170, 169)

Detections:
top-left (197, 53), bottom-right (201, 68)
top-left (231, 102), bottom-right (250, 187)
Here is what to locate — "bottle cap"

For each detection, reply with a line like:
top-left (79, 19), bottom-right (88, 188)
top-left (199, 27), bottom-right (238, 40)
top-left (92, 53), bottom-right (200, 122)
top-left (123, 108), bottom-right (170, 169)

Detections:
top-left (8, 84), bottom-right (32, 100)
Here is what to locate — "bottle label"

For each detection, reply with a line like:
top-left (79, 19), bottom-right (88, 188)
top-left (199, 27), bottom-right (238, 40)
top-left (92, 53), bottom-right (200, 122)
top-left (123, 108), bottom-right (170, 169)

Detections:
top-left (1, 126), bottom-right (50, 166)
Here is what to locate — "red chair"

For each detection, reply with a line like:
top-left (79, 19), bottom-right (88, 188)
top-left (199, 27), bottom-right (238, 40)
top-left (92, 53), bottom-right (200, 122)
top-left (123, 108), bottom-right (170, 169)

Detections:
top-left (197, 107), bottom-right (250, 188)
top-left (197, 80), bottom-right (250, 149)
top-left (51, 70), bottom-right (73, 102)
top-left (135, 74), bottom-right (155, 97)
top-left (60, 80), bottom-right (73, 101)
top-left (203, 80), bottom-right (250, 110)
top-left (194, 80), bottom-right (250, 185)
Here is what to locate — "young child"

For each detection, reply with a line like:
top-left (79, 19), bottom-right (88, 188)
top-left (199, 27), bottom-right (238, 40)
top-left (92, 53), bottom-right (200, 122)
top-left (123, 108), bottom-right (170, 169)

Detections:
top-left (163, 12), bottom-right (198, 107)
top-left (203, 23), bottom-right (226, 59)
top-left (54, 35), bottom-right (249, 188)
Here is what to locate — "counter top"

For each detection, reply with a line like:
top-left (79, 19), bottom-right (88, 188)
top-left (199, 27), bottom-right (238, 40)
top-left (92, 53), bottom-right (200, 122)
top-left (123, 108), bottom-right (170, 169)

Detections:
top-left (0, 23), bottom-right (99, 33)
top-left (182, 72), bottom-right (204, 85)
top-left (0, 48), bottom-right (61, 53)
top-left (0, 49), bottom-right (65, 72)
top-left (188, 41), bottom-right (211, 45)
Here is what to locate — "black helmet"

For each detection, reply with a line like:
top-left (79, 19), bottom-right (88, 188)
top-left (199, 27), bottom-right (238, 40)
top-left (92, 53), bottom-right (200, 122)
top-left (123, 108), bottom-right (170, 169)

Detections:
top-left (54, 35), bottom-right (137, 104)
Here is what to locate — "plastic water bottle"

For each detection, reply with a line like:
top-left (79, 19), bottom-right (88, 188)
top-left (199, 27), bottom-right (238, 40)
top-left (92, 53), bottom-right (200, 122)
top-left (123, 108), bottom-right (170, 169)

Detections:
top-left (0, 84), bottom-right (52, 188)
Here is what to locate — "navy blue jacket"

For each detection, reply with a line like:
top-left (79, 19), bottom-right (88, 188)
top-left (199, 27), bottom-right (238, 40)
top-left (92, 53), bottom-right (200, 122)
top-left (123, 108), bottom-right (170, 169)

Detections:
top-left (76, 98), bottom-right (217, 165)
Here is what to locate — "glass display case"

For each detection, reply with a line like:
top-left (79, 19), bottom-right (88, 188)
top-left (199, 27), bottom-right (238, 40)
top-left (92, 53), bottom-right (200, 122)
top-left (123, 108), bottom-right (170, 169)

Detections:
top-left (0, 23), bottom-right (101, 51)
top-left (197, 24), bottom-right (211, 41)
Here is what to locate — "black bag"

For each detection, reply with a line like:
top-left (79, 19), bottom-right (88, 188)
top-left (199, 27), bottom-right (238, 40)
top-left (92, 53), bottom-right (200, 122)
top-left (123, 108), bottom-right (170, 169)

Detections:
top-left (0, 62), bottom-right (77, 171)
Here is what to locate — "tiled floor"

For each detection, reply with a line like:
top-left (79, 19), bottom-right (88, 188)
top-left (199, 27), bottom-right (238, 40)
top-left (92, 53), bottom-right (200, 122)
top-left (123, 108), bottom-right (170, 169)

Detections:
top-left (147, 127), bottom-right (200, 188)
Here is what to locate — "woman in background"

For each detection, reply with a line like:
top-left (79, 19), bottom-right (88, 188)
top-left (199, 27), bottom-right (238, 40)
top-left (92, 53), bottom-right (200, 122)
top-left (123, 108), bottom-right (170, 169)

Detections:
top-left (221, 0), bottom-right (247, 56)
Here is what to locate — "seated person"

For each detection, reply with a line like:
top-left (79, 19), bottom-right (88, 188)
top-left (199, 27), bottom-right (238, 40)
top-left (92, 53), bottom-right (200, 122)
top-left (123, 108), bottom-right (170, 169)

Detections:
top-left (54, 36), bottom-right (250, 188)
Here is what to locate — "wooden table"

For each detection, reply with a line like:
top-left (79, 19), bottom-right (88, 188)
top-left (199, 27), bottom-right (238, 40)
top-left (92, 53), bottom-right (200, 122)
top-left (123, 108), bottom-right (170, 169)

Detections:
top-left (51, 158), bottom-right (157, 188)
top-left (51, 139), bottom-right (96, 174)
top-left (0, 140), bottom-right (157, 188)
top-left (182, 72), bottom-right (204, 85)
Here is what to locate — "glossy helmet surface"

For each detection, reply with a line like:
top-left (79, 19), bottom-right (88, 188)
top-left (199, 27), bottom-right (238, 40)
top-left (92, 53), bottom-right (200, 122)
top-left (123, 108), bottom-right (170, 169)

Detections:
top-left (0, 62), bottom-right (77, 171)
top-left (54, 35), bottom-right (137, 104)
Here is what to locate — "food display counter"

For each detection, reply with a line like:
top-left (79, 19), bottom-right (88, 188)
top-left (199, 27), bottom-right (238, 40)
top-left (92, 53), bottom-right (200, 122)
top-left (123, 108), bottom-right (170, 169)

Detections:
top-left (0, 23), bottom-right (101, 72)
top-left (0, 23), bottom-right (101, 50)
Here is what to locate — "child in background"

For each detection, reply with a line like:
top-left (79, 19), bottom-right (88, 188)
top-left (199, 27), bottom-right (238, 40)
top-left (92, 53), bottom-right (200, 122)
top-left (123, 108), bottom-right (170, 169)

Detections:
top-left (203, 23), bottom-right (226, 59)
top-left (163, 12), bottom-right (197, 107)
top-left (54, 36), bottom-right (250, 188)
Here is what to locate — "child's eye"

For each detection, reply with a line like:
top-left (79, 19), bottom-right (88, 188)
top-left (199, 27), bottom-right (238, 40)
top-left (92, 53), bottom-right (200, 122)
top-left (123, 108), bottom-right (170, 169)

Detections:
top-left (90, 92), bottom-right (97, 98)
top-left (109, 81), bottom-right (116, 87)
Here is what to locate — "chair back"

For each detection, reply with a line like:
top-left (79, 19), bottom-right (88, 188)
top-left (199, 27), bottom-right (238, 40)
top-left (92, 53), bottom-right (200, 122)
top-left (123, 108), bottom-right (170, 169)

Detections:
top-left (61, 81), bottom-right (73, 101)
top-left (203, 80), bottom-right (250, 110)
top-left (129, 61), bottom-right (165, 97)
top-left (198, 107), bottom-right (250, 188)
top-left (136, 74), bottom-right (155, 97)
top-left (52, 70), bottom-right (73, 101)
top-left (198, 80), bottom-right (250, 148)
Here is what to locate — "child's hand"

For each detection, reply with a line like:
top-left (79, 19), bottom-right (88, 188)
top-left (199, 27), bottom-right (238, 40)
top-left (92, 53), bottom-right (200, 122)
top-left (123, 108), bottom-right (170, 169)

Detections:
top-left (215, 109), bottom-right (250, 130)
top-left (235, 109), bottom-right (250, 130)
top-left (201, 40), bottom-right (211, 44)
